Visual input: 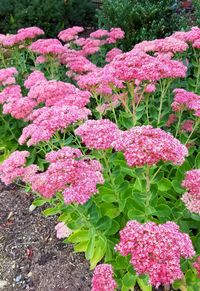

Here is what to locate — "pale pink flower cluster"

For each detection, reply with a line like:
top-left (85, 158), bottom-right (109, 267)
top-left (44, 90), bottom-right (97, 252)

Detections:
top-left (172, 89), bottom-right (200, 117)
top-left (29, 39), bottom-right (65, 55)
top-left (0, 67), bottom-right (18, 86)
top-left (91, 264), bottom-right (117, 291)
top-left (0, 151), bottom-right (30, 185)
top-left (0, 85), bottom-right (22, 104)
top-left (173, 26), bottom-right (200, 43)
top-left (24, 70), bottom-right (47, 89)
top-left (27, 147), bottom-right (104, 203)
top-left (58, 26), bottom-right (84, 42)
top-left (55, 222), bottom-right (72, 239)
top-left (116, 221), bottom-right (195, 288)
top-left (112, 126), bottom-right (188, 167)
top-left (75, 119), bottom-right (120, 150)
top-left (181, 170), bottom-right (200, 215)
top-left (134, 36), bottom-right (188, 53)
top-left (1, 27), bottom-right (44, 47)
top-left (19, 106), bottom-right (91, 146)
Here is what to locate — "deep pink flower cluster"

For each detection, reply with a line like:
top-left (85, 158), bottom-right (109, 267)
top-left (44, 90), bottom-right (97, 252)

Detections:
top-left (193, 257), bottom-right (200, 278)
top-left (116, 221), bottom-right (195, 288)
top-left (181, 120), bottom-right (194, 132)
top-left (24, 70), bottom-right (47, 89)
top-left (19, 105), bottom-right (91, 146)
top-left (58, 26), bottom-right (84, 42)
top-left (2, 27), bottom-right (44, 47)
top-left (172, 89), bottom-right (200, 117)
top-left (0, 85), bottom-right (22, 104)
top-left (91, 264), bottom-right (117, 291)
top-left (0, 67), bottom-right (18, 86)
top-left (166, 114), bottom-right (177, 127)
top-left (75, 119), bottom-right (120, 150)
top-left (27, 147), bottom-right (104, 203)
top-left (112, 126), bottom-right (188, 167)
top-left (0, 150), bottom-right (30, 185)
top-left (181, 170), bottom-right (200, 215)
top-left (29, 39), bottom-right (65, 55)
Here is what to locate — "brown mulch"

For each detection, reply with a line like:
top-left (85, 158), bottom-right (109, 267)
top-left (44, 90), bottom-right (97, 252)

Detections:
top-left (0, 182), bottom-right (92, 291)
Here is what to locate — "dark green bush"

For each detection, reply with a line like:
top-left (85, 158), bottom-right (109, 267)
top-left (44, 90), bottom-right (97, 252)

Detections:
top-left (192, 0), bottom-right (200, 26)
top-left (97, 0), bottom-right (187, 50)
top-left (0, 0), bottom-right (95, 37)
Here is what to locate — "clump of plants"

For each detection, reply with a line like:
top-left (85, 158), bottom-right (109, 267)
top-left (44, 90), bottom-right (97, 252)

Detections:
top-left (0, 25), bottom-right (200, 290)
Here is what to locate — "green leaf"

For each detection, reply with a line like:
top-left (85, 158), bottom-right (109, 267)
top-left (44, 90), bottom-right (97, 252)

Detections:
top-left (122, 272), bottom-right (136, 288)
top-left (90, 237), bottom-right (107, 269)
top-left (157, 178), bottom-right (172, 192)
top-left (195, 152), bottom-right (200, 168)
top-left (99, 186), bottom-right (117, 202)
top-left (32, 197), bottom-right (49, 207)
top-left (96, 216), bottom-right (112, 232)
top-left (153, 204), bottom-right (171, 217)
top-left (172, 180), bottom-right (185, 194)
top-left (68, 230), bottom-right (90, 243)
top-left (128, 209), bottom-right (145, 220)
top-left (74, 241), bottom-right (88, 253)
top-left (107, 220), bottom-right (120, 235)
top-left (86, 236), bottom-right (95, 260)
top-left (137, 276), bottom-right (152, 291)
top-left (43, 207), bottom-right (60, 217)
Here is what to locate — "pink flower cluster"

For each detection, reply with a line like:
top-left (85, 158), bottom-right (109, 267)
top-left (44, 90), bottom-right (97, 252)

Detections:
top-left (55, 222), bottom-right (72, 239)
top-left (172, 89), bottom-right (200, 117)
top-left (0, 67), bottom-right (18, 86)
top-left (116, 221), bottom-right (195, 288)
top-left (58, 26), bottom-right (84, 42)
top-left (105, 48), bottom-right (122, 63)
top-left (1, 26), bottom-right (44, 47)
top-left (29, 39), bottom-right (65, 55)
top-left (181, 169), bottom-right (200, 215)
top-left (75, 119), bottom-right (120, 150)
top-left (19, 105), bottom-right (91, 146)
top-left (91, 264), bottom-right (117, 291)
top-left (112, 125), bottom-right (188, 167)
top-left (193, 257), bottom-right (200, 278)
top-left (28, 147), bottom-right (104, 203)
top-left (0, 150), bottom-right (30, 184)
top-left (24, 70), bottom-right (47, 89)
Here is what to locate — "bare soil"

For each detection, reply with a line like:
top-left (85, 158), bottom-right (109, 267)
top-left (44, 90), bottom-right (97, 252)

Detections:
top-left (0, 182), bottom-right (92, 291)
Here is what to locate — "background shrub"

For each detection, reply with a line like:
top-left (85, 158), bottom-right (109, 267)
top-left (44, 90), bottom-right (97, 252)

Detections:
top-left (97, 0), bottom-right (187, 50)
top-left (0, 0), bottom-right (96, 37)
top-left (193, 0), bottom-right (200, 26)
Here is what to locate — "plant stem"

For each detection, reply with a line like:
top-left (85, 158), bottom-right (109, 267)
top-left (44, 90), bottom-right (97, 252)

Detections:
top-left (157, 79), bottom-right (171, 126)
top-left (175, 110), bottom-right (183, 137)
top-left (146, 165), bottom-right (150, 193)
top-left (145, 94), bottom-right (150, 124)
top-left (185, 118), bottom-right (199, 145)
top-left (127, 82), bottom-right (136, 126)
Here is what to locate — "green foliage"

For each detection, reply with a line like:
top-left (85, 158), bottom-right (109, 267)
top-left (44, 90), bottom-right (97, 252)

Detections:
top-left (0, 0), bottom-right (95, 37)
top-left (97, 0), bottom-right (187, 50)
top-left (193, 0), bottom-right (200, 27)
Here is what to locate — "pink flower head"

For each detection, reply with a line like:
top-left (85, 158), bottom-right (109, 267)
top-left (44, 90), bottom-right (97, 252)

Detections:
top-left (106, 28), bottom-right (125, 44)
top-left (106, 48), bottom-right (123, 63)
top-left (116, 221), bottom-right (195, 288)
top-left (0, 67), bottom-right (18, 86)
top-left (181, 170), bottom-right (200, 214)
top-left (173, 27), bottom-right (200, 43)
top-left (27, 147), bottom-right (104, 202)
top-left (16, 26), bottom-right (44, 41)
top-left (0, 84), bottom-right (22, 104)
top-left (112, 126), bottom-right (188, 167)
top-left (90, 29), bottom-right (109, 39)
top-left (166, 114), bottom-right (177, 127)
top-left (19, 105), bottom-right (91, 146)
top-left (0, 151), bottom-right (30, 185)
top-left (35, 55), bottom-right (47, 64)
top-left (193, 257), bottom-right (200, 278)
top-left (172, 88), bottom-right (200, 117)
top-left (75, 119), bottom-right (120, 150)
top-left (58, 26), bottom-right (84, 42)
top-left (181, 120), bottom-right (194, 132)
top-left (91, 264), bottom-right (117, 291)
top-left (81, 38), bottom-right (101, 56)
top-left (29, 39), bottom-right (65, 55)
top-left (55, 222), bottom-right (72, 239)
top-left (24, 70), bottom-right (46, 89)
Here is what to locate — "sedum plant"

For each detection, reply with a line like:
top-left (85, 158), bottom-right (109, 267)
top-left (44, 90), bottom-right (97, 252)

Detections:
top-left (0, 25), bottom-right (200, 290)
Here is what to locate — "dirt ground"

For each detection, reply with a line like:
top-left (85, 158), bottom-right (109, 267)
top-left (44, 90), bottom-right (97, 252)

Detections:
top-left (0, 182), bottom-right (92, 291)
